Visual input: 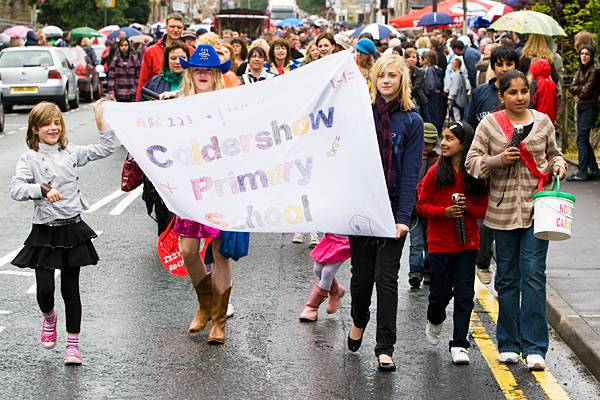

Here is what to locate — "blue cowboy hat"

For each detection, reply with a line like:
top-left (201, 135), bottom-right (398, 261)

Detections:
top-left (180, 45), bottom-right (232, 73)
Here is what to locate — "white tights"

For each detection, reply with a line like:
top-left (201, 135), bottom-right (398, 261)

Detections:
top-left (313, 261), bottom-right (343, 291)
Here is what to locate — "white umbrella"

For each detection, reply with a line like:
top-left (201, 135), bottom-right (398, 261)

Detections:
top-left (42, 25), bottom-right (63, 38)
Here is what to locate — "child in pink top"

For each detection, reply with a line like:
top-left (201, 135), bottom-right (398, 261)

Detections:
top-left (299, 234), bottom-right (350, 322)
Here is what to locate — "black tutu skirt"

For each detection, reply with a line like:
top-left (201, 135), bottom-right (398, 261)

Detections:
top-left (11, 218), bottom-right (99, 270)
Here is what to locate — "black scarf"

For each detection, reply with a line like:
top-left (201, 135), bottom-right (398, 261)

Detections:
top-left (374, 95), bottom-right (401, 193)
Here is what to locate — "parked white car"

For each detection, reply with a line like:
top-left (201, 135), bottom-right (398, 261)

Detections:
top-left (0, 46), bottom-right (79, 111)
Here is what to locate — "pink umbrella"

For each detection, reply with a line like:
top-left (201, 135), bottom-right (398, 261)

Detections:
top-left (99, 25), bottom-right (120, 37)
top-left (3, 25), bottom-right (32, 39)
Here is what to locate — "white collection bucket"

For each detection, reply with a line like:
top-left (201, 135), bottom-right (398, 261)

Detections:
top-left (533, 177), bottom-right (576, 241)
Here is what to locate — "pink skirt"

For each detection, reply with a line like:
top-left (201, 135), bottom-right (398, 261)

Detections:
top-left (173, 217), bottom-right (221, 239)
top-left (309, 233), bottom-right (351, 264)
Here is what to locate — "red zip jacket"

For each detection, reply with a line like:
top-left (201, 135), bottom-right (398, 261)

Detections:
top-left (136, 36), bottom-right (166, 100)
top-left (416, 164), bottom-right (488, 254)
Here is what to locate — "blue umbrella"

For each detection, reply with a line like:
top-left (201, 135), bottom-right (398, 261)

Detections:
top-left (467, 16), bottom-right (491, 29)
top-left (351, 23), bottom-right (400, 40)
top-left (277, 18), bottom-right (304, 28)
top-left (108, 27), bottom-right (142, 40)
top-left (417, 12), bottom-right (454, 27)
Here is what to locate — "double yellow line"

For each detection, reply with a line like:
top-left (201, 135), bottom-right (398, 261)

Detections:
top-left (472, 279), bottom-right (570, 400)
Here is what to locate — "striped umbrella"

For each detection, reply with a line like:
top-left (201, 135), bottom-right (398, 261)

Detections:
top-left (352, 23), bottom-right (401, 40)
top-left (489, 10), bottom-right (566, 36)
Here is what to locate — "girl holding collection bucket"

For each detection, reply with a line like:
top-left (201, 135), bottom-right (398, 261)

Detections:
top-left (465, 70), bottom-right (567, 372)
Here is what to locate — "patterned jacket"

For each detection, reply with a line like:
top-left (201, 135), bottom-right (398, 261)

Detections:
top-left (108, 51), bottom-right (140, 102)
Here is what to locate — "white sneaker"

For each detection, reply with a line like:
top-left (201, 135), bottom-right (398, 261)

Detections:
top-left (498, 352), bottom-right (520, 364)
top-left (309, 233), bottom-right (320, 248)
top-left (292, 233), bottom-right (304, 244)
top-left (476, 267), bottom-right (492, 285)
top-left (526, 354), bottom-right (546, 371)
top-left (451, 347), bottom-right (470, 365)
top-left (426, 321), bottom-right (443, 346)
top-left (226, 303), bottom-right (235, 318)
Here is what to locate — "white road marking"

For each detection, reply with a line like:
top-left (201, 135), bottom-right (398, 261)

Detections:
top-left (0, 310), bottom-right (12, 315)
top-left (18, 127), bottom-right (26, 130)
top-left (109, 186), bottom-right (143, 215)
top-left (85, 189), bottom-right (125, 213)
top-left (0, 270), bottom-right (34, 276)
top-left (0, 248), bottom-right (22, 268)
top-left (0, 327), bottom-right (4, 334)
top-left (6, 131), bottom-right (16, 135)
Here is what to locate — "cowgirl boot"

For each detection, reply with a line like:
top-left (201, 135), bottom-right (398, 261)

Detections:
top-left (188, 274), bottom-right (212, 333)
top-left (299, 284), bottom-right (329, 322)
top-left (326, 278), bottom-right (345, 314)
top-left (207, 286), bottom-right (232, 345)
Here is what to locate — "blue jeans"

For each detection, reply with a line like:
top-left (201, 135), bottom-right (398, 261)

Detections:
top-left (576, 107), bottom-right (600, 175)
top-left (408, 213), bottom-right (430, 275)
top-left (493, 226), bottom-right (549, 357)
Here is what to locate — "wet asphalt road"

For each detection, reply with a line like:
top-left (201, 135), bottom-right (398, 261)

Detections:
top-left (0, 105), bottom-right (600, 400)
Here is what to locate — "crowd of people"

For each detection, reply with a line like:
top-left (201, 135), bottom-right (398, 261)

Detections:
top-left (6, 12), bottom-right (599, 374)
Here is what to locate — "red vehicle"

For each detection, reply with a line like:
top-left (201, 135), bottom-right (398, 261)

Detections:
top-left (214, 8), bottom-right (270, 38)
top-left (57, 47), bottom-right (102, 102)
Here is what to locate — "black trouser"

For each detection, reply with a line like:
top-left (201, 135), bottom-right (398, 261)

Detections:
top-left (35, 268), bottom-right (81, 333)
top-left (427, 250), bottom-right (476, 350)
top-left (349, 236), bottom-right (406, 357)
top-left (155, 199), bottom-right (174, 236)
top-left (476, 223), bottom-right (494, 269)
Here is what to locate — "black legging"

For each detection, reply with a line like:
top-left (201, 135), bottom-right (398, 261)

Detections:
top-left (35, 268), bottom-right (81, 334)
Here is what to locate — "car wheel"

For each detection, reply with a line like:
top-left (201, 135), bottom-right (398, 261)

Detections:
top-left (58, 87), bottom-right (70, 112)
top-left (0, 101), bottom-right (4, 133)
top-left (83, 87), bottom-right (93, 103)
top-left (69, 87), bottom-right (80, 109)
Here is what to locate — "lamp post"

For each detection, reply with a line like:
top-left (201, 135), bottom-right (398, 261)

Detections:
top-left (462, 0), bottom-right (467, 34)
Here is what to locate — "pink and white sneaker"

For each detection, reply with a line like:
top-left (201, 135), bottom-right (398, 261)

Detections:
top-left (64, 346), bottom-right (82, 365)
top-left (40, 311), bottom-right (57, 349)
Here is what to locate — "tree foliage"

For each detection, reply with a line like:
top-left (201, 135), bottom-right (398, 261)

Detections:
top-left (38, 0), bottom-right (150, 30)
top-left (297, 0), bottom-right (324, 16)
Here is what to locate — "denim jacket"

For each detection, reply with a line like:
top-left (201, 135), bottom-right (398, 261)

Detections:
top-left (9, 130), bottom-right (116, 224)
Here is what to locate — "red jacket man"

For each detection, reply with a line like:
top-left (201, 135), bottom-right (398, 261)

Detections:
top-left (136, 13), bottom-right (185, 100)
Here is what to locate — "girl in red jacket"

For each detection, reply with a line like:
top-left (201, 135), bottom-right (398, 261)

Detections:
top-left (530, 58), bottom-right (559, 123)
top-left (416, 121), bottom-right (488, 365)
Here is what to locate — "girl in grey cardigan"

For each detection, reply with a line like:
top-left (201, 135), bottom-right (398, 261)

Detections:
top-left (9, 100), bottom-right (115, 365)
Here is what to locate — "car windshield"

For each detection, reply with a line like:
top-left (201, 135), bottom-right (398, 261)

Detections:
top-left (57, 48), bottom-right (85, 65)
top-left (0, 50), bottom-right (54, 68)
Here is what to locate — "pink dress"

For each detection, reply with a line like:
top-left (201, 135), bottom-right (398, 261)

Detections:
top-left (309, 234), bottom-right (351, 264)
top-left (173, 217), bottom-right (221, 239)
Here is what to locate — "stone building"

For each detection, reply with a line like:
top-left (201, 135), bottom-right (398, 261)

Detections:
top-left (0, 0), bottom-right (33, 29)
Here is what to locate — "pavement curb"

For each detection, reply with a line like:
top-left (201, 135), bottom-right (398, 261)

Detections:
top-left (547, 283), bottom-right (600, 380)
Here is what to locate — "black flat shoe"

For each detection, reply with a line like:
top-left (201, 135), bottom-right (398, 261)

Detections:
top-left (377, 355), bottom-right (396, 372)
top-left (347, 328), bottom-right (364, 352)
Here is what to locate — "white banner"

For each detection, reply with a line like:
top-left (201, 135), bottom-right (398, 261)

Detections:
top-left (104, 52), bottom-right (396, 237)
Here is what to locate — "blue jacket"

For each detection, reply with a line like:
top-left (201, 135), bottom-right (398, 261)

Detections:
top-left (465, 79), bottom-right (499, 129)
top-left (372, 107), bottom-right (424, 225)
top-left (463, 46), bottom-right (481, 89)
